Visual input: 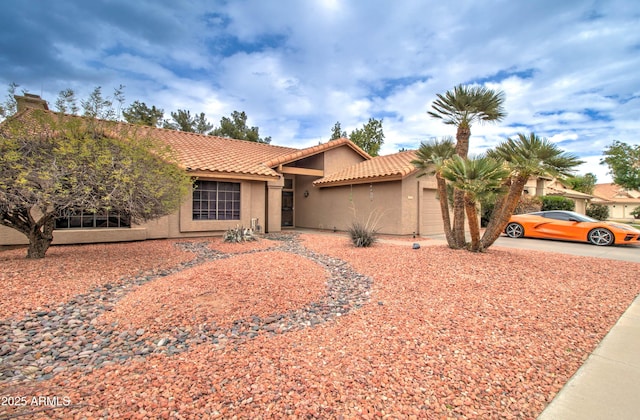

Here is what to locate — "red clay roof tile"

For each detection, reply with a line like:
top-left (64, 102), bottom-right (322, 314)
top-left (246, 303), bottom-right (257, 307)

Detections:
top-left (141, 127), bottom-right (297, 178)
top-left (593, 183), bottom-right (640, 203)
top-left (263, 137), bottom-right (370, 167)
top-left (314, 150), bottom-right (418, 186)
top-left (9, 110), bottom-right (385, 182)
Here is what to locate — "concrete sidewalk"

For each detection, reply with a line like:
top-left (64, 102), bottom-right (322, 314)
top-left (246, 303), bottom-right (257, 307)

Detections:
top-left (537, 293), bottom-right (640, 419)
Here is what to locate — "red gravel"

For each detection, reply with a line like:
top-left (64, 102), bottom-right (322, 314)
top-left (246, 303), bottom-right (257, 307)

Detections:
top-left (97, 251), bottom-right (328, 333)
top-left (0, 240), bottom-right (194, 320)
top-left (2, 233), bottom-right (639, 419)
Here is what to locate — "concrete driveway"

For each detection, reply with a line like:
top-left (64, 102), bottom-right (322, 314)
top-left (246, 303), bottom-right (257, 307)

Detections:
top-left (418, 233), bottom-right (639, 263)
top-left (493, 235), bottom-right (640, 263)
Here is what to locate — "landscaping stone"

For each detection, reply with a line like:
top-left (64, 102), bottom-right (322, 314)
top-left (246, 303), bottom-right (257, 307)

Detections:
top-left (0, 233), bottom-right (371, 384)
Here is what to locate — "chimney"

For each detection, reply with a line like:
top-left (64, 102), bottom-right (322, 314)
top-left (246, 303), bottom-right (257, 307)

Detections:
top-left (14, 93), bottom-right (49, 112)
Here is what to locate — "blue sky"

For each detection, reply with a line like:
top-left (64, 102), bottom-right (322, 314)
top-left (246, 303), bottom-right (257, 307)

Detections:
top-left (2, 0), bottom-right (639, 182)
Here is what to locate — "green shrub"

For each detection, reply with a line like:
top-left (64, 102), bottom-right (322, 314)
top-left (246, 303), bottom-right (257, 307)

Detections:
top-left (631, 206), bottom-right (640, 219)
top-left (223, 226), bottom-right (256, 243)
top-left (586, 203), bottom-right (610, 220)
top-left (348, 221), bottom-right (378, 247)
top-left (540, 196), bottom-right (575, 211)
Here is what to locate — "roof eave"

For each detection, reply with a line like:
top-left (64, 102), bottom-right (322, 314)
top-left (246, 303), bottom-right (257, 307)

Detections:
top-left (186, 170), bottom-right (280, 182)
top-left (314, 174), bottom-right (405, 188)
top-left (264, 138), bottom-right (371, 168)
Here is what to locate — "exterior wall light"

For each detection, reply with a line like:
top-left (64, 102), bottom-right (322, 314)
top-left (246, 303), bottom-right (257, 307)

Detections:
top-left (304, 190), bottom-right (309, 198)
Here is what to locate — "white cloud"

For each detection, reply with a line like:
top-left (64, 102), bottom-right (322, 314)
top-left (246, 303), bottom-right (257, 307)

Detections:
top-left (2, 0), bottom-right (639, 181)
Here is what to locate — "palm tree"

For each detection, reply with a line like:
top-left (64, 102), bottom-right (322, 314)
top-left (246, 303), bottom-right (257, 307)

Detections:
top-left (480, 133), bottom-right (583, 249)
top-left (412, 137), bottom-right (456, 247)
top-left (441, 155), bottom-right (509, 252)
top-left (428, 84), bottom-right (507, 158)
top-left (428, 84), bottom-right (507, 247)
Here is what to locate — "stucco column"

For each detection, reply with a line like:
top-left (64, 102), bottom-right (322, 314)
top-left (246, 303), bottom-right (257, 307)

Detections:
top-left (266, 176), bottom-right (284, 233)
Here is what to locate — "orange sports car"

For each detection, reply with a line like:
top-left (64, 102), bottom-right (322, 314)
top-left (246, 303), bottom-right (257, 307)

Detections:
top-left (504, 210), bottom-right (640, 246)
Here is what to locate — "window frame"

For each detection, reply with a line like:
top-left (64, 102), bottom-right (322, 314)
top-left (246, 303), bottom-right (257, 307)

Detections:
top-left (55, 209), bottom-right (131, 229)
top-left (192, 180), bottom-right (241, 221)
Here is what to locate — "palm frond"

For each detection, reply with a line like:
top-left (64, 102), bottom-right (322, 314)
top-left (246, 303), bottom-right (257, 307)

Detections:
top-left (412, 137), bottom-right (456, 177)
top-left (489, 132), bottom-right (583, 179)
top-left (441, 155), bottom-right (509, 200)
top-left (428, 84), bottom-right (507, 127)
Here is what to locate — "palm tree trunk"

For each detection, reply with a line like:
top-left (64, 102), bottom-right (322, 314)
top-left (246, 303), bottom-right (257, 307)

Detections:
top-left (435, 173), bottom-right (456, 248)
top-left (455, 124), bottom-right (471, 158)
top-left (465, 194), bottom-right (482, 252)
top-left (481, 175), bottom-right (528, 249)
top-left (452, 123), bottom-right (471, 248)
top-left (452, 189), bottom-right (466, 248)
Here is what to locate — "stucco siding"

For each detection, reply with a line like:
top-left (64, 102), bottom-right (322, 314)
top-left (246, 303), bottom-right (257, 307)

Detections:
top-left (400, 175), bottom-right (420, 235)
top-left (0, 225), bottom-right (29, 245)
top-left (296, 180), bottom-right (404, 234)
top-left (323, 147), bottom-right (367, 176)
top-left (0, 178), bottom-right (269, 246)
top-left (607, 203), bottom-right (638, 220)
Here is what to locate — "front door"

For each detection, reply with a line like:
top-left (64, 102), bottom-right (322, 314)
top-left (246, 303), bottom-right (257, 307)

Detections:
top-left (282, 191), bottom-right (294, 227)
top-left (281, 177), bottom-right (294, 227)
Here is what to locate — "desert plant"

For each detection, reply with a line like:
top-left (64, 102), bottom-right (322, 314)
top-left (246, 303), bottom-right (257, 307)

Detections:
top-left (441, 154), bottom-right (509, 252)
top-left (347, 206), bottom-right (385, 248)
top-left (586, 203), bottom-right (610, 220)
top-left (223, 226), bottom-right (256, 243)
top-left (348, 221), bottom-right (378, 247)
top-left (540, 196), bottom-right (575, 211)
top-left (428, 84), bottom-right (507, 248)
top-left (631, 206), bottom-right (640, 219)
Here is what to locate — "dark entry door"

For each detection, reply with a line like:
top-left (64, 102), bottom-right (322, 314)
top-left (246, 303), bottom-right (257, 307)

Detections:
top-left (282, 191), bottom-right (294, 227)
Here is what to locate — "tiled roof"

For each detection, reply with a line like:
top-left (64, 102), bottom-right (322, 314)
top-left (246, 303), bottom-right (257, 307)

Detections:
top-left (139, 127), bottom-right (297, 178)
top-left (545, 186), bottom-right (594, 199)
top-left (314, 150), bottom-right (418, 186)
top-left (10, 109), bottom-right (299, 179)
top-left (593, 183), bottom-right (640, 203)
top-left (6, 109), bottom-right (396, 183)
top-left (264, 137), bottom-right (370, 167)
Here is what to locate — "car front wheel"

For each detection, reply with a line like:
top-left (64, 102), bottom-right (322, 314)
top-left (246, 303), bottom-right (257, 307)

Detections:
top-left (505, 222), bottom-right (524, 238)
top-left (588, 228), bottom-right (614, 246)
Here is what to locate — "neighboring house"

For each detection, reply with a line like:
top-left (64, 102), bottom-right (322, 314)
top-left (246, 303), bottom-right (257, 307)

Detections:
top-left (592, 183), bottom-right (640, 220)
top-left (522, 177), bottom-right (593, 214)
top-left (0, 95), bottom-right (446, 246)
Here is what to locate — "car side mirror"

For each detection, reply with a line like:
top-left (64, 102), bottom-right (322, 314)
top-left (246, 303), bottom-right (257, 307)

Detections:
top-left (568, 218), bottom-right (580, 222)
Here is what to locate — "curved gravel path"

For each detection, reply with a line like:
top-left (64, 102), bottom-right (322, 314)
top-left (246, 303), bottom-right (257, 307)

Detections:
top-left (0, 233), bottom-right (371, 385)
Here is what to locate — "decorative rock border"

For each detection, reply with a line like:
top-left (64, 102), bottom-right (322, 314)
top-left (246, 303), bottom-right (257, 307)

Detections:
top-left (0, 234), bottom-right (372, 384)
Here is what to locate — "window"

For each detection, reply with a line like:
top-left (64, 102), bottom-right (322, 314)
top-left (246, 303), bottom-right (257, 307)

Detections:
top-left (192, 180), bottom-right (240, 220)
top-left (55, 210), bottom-right (131, 229)
top-left (544, 211), bottom-right (572, 221)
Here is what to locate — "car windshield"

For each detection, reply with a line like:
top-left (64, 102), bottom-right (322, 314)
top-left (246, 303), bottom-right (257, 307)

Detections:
top-left (546, 211), bottom-right (599, 223)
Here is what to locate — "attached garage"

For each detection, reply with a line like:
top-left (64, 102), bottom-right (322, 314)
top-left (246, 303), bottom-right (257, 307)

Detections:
top-left (420, 189), bottom-right (443, 235)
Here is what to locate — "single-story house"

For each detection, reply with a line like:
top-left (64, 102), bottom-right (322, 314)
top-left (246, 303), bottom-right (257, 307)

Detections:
top-left (592, 183), bottom-right (640, 220)
top-left (0, 94), bottom-right (597, 247)
top-left (522, 177), bottom-right (593, 214)
top-left (1, 95), bottom-right (445, 246)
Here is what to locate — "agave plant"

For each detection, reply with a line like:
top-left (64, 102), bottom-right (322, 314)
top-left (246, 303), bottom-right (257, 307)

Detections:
top-left (223, 226), bottom-right (256, 243)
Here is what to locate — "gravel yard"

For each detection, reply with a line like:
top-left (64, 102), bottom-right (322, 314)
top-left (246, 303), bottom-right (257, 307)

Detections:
top-left (1, 233), bottom-right (639, 419)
